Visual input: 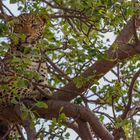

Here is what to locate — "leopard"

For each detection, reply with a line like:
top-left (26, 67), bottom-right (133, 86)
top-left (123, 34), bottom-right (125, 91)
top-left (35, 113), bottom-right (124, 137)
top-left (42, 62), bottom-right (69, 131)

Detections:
top-left (0, 13), bottom-right (52, 139)
top-left (0, 13), bottom-right (51, 104)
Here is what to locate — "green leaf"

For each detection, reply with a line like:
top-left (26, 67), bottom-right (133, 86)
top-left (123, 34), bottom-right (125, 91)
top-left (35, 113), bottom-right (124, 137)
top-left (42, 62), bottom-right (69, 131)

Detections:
top-left (91, 86), bottom-right (97, 92)
top-left (74, 76), bottom-right (85, 88)
top-left (65, 132), bottom-right (70, 138)
top-left (59, 113), bottom-right (66, 120)
top-left (10, 0), bottom-right (18, 4)
top-left (52, 118), bottom-right (57, 124)
top-left (74, 97), bottom-right (82, 105)
top-left (99, 115), bottom-right (104, 123)
top-left (21, 110), bottom-right (28, 120)
top-left (35, 101), bottom-right (48, 109)
top-left (30, 119), bottom-right (35, 129)
top-left (16, 78), bottom-right (28, 88)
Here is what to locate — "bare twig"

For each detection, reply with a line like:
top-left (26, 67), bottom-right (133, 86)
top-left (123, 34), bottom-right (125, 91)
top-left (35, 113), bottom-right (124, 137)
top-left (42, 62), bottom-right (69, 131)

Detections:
top-left (45, 55), bottom-right (71, 82)
top-left (122, 68), bottom-right (140, 119)
top-left (127, 100), bottom-right (140, 118)
top-left (95, 111), bottom-right (114, 123)
top-left (0, 0), bottom-right (4, 14)
top-left (1, 1), bottom-right (14, 16)
top-left (111, 97), bottom-right (116, 120)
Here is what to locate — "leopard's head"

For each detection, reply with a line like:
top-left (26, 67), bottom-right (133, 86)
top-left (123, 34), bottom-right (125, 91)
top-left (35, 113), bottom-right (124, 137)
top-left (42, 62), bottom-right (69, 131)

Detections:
top-left (12, 13), bottom-right (45, 44)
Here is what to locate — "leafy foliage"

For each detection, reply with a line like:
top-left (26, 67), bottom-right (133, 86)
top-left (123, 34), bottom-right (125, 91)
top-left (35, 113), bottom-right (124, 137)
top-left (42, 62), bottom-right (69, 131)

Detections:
top-left (0, 0), bottom-right (140, 139)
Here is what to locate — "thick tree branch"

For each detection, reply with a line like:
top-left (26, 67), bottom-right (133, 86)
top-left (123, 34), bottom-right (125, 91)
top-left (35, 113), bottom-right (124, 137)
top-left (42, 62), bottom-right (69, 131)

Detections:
top-left (64, 120), bottom-right (79, 134)
top-left (21, 100), bottom-right (114, 140)
top-left (77, 120), bottom-right (93, 140)
top-left (52, 16), bottom-right (140, 101)
top-left (22, 118), bottom-right (37, 140)
top-left (1, 101), bottom-right (112, 140)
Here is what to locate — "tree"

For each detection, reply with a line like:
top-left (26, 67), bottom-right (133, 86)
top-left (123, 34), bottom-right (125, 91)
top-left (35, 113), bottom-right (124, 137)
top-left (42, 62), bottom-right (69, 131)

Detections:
top-left (0, 0), bottom-right (140, 140)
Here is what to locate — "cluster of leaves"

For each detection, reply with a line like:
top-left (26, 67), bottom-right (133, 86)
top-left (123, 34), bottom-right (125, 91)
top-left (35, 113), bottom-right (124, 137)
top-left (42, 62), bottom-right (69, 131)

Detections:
top-left (48, 113), bottom-right (70, 140)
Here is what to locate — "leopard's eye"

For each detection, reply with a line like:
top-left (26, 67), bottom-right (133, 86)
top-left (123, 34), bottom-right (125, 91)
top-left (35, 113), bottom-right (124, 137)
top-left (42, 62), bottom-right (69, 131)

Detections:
top-left (14, 24), bottom-right (23, 29)
top-left (15, 23), bottom-right (24, 27)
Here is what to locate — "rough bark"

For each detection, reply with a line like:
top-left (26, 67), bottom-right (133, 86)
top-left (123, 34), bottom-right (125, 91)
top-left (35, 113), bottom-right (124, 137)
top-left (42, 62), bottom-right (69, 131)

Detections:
top-left (77, 120), bottom-right (93, 140)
